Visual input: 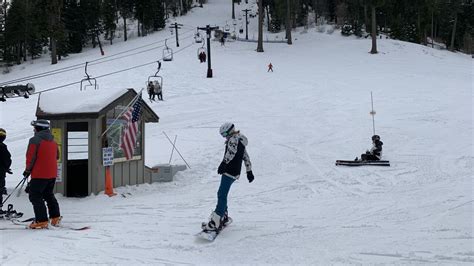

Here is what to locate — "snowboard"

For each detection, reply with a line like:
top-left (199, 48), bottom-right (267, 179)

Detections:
top-left (196, 217), bottom-right (233, 241)
top-left (336, 160), bottom-right (390, 166)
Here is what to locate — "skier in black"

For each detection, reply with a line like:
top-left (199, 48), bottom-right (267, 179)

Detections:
top-left (357, 135), bottom-right (383, 161)
top-left (0, 128), bottom-right (12, 214)
top-left (147, 81), bottom-right (155, 101)
top-left (202, 122), bottom-right (254, 232)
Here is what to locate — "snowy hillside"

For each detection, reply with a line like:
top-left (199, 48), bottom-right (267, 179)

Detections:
top-left (1, 0), bottom-right (472, 264)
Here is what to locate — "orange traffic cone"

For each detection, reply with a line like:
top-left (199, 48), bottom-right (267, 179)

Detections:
top-left (105, 167), bottom-right (116, 197)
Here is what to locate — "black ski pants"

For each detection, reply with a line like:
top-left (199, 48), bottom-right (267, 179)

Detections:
top-left (0, 176), bottom-right (5, 208)
top-left (361, 153), bottom-right (379, 161)
top-left (29, 178), bottom-right (60, 222)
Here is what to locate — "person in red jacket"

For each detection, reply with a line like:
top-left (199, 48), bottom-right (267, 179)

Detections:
top-left (23, 120), bottom-right (61, 229)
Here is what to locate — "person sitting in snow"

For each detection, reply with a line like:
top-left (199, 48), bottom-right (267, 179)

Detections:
top-left (202, 123), bottom-right (254, 232)
top-left (357, 135), bottom-right (383, 161)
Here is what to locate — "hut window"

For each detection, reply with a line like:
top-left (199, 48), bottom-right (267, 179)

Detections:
top-left (105, 105), bottom-right (143, 161)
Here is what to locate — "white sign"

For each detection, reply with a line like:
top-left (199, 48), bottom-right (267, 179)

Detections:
top-left (102, 147), bottom-right (114, 166)
top-left (56, 163), bottom-right (62, 183)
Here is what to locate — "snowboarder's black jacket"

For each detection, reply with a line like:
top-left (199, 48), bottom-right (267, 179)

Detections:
top-left (0, 142), bottom-right (12, 178)
top-left (220, 133), bottom-right (252, 179)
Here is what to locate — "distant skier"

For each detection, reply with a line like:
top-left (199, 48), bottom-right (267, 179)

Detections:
top-left (357, 135), bottom-right (383, 161)
top-left (202, 122), bottom-right (254, 232)
top-left (0, 128), bottom-right (12, 214)
top-left (23, 120), bottom-right (61, 229)
top-left (267, 63), bottom-right (273, 72)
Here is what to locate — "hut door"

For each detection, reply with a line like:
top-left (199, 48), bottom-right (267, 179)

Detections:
top-left (66, 122), bottom-right (89, 197)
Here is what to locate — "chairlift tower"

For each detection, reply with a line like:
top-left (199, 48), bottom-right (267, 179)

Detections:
top-left (169, 23), bottom-right (183, 47)
top-left (242, 8), bottom-right (251, 40)
top-left (197, 25), bottom-right (219, 78)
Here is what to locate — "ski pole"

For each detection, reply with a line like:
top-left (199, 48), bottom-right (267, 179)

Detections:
top-left (1, 177), bottom-right (27, 206)
top-left (16, 177), bottom-right (28, 197)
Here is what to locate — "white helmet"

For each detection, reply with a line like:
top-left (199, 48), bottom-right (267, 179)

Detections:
top-left (219, 122), bottom-right (234, 137)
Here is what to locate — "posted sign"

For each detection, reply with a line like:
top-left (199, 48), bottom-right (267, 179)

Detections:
top-left (102, 147), bottom-right (114, 166)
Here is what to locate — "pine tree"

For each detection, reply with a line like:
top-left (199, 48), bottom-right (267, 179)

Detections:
top-left (63, 0), bottom-right (84, 53)
top-left (117, 0), bottom-right (134, 41)
top-left (102, 0), bottom-right (117, 45)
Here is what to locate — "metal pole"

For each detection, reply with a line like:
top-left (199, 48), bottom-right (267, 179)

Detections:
top-left (168, 135), bottom-right (177, 164)
top-left (175, 23), bottom-right (179, 47)
top-left (163, 131), bottom-right (191, 169)
top-left (370, 91), bottom-right (376, 135)
top-left (243, 9), bottom-right (250, 40)
top-left (206, 25), bottom-right (213, 77)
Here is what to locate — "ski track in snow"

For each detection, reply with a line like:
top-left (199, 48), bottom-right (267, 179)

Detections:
top-left (1, 0), bottom-right (472, 264)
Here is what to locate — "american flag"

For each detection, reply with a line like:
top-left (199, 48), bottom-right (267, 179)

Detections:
top-left (120, 94), bottom-right (143, 160)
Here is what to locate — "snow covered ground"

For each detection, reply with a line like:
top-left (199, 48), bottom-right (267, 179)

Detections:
top-left (0, 0), bottom-right (472, 264)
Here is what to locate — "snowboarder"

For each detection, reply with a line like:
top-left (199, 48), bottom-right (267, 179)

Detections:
top-left (23, 120), bottom-right (61, 229)
top-left (147, 81), bottom-right (155, 101)
top-left (357, 135), bottom-right (383, 161)
top-left (267, 63), bottom-right (273, 72)
top-left (202, 122), bottom-right (254, 232)
top-left (0, 128), bottom-right (12, 214)
top-left (154, 81), bottom-right (163, 101)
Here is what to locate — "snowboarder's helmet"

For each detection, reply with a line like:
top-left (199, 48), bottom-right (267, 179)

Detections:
top-left (219, 122), bottom-right (235, 138)
top-left (372, 135), bottom-right (380, 141)
top-left (31, 120), bottom-right (50, 131)
top-left (0, 128), bottom-right (5, 142)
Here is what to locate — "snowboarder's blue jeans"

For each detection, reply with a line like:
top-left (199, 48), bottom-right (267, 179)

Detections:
top-left (215, 174), bottom-right (235, 217)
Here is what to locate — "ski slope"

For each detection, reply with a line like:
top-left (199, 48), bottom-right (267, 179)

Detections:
top-left (0, 0), bottom-right (472, 264)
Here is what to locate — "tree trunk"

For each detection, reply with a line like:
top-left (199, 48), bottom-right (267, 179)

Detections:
top-left (51, 38), bottom-right (57, 64)
top-left (232, 0), bottom-right (235, 19)
top-left (364, 4), bottom-right (369, 33)
top-left (370, 5), bottom-right (377, 54)
top-left (266, 6), bottom-right (270, 30)
top-left (123, 16), bottom-right (128, 41)
top-left (257, 0), bottom-right (264, 52)
top-left (286, 0), bottom-right (292, 45)
top-left (449, 12), bottom-right (457, 51)
top-left (431, 9), bottom-right (434, 48)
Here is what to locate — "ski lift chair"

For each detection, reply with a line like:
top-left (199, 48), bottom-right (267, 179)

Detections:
top-left (197, 42), bottom-right (206, 60)
top-left (80, 62), bottom-right (98, 91)
top-left (147, 61), bottom-right (163, 88)
top-left (195, 32), bottom-right (203, 43)
top-left (224, 22), bottom-right (231, 33)
top-left (163, 39), bottom-right (173, 62)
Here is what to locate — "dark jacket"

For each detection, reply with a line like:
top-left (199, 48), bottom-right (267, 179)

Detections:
top-left (25, 130), bottom-right (58, 179)
top-left (0, 142), bottom-right (12, 178)
top-left (370, 140), bottom-right (383, 160)
top-left (220, 133), bottom-right (252, 179)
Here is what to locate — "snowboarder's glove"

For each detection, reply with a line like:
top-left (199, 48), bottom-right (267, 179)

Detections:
top-left (6, 169), bottom-right (12, 174)
top-left (22, 170), bottom-right (30, 178)
top-left (247, 171), bottom-right (254, 183)
top-left (217, 162), bottom-right (227, 175)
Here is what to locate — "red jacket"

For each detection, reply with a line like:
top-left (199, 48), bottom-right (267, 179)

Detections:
top-left (25, 130), bottom-right (58, 179)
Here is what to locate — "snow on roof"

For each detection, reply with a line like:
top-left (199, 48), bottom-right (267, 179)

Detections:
top-left (38, 87), bottom-right (132, 114)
